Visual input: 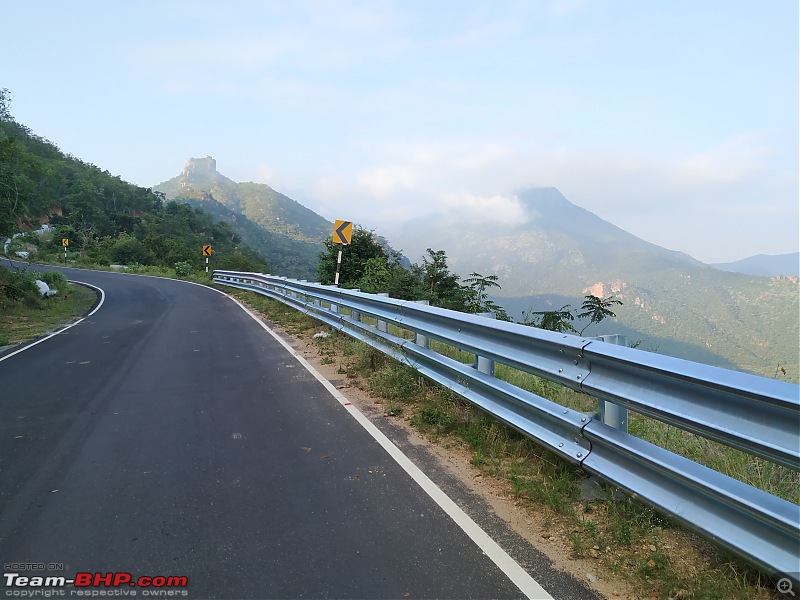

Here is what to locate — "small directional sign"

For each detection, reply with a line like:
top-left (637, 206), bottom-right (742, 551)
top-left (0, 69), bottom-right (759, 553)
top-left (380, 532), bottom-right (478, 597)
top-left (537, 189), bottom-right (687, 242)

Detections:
top-left (202, 245), bottom-right (212, 257)
top-left (62, 239), bottom-right (69, 247)
top-left (333, 220), bottom-right (353, 245)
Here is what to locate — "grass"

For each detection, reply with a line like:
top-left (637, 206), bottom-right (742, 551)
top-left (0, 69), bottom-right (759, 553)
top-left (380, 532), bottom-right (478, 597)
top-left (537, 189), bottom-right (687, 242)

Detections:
top-left (219, 288), bottom-right (795, 600)
top-left (0, 283), bottom-right (97, 346)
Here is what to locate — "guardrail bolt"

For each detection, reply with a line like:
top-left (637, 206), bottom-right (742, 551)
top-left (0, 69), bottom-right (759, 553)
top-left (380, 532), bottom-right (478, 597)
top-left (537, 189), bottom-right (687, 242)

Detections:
top-left (576, 452), bottom-right (583, 458)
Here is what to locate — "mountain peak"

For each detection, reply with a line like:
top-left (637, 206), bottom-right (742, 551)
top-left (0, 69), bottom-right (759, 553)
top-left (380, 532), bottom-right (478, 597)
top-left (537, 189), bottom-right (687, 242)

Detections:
top-left (181, 156), bottom-right (217, 177)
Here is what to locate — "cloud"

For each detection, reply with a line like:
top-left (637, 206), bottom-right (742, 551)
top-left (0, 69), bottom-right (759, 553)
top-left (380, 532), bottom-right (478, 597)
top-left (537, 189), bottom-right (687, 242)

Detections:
top-left (441, 193), bottom-right (528, 226)
top-left (292, 127), bottom-right (796, 264)
top-left (357, 166), bottom-right (418, 198)
top-left (674, 132), bottom-right (771, 187)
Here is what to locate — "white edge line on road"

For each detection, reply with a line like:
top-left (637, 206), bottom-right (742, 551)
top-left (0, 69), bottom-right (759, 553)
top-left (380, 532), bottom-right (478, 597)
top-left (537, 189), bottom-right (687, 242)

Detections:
top-left (228, 294), bottom-right (554, 600)
top-left (0, 281), bottom-right (105, 364)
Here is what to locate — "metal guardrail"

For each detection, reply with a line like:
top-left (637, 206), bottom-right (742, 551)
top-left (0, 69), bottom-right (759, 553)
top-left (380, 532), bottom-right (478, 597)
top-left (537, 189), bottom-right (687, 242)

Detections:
top-left (213, 270), bottom-right (800, 584)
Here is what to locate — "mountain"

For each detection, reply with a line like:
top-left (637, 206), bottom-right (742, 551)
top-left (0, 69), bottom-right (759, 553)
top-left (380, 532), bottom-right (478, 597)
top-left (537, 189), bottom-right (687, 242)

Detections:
top-left (389, 187), bottom-right (704, 294)
top-left (711, 252), bottom-right (799, 277)
top-left (387, 188), bottom-right (799, 380)
top-left (154, 157), bottom-right (331, 279)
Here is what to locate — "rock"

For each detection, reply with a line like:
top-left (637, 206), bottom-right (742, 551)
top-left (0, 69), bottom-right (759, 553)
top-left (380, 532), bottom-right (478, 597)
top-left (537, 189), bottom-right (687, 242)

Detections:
top-left (34, 280), bottom-right (57, 297)
top-left (182, 156), bottom-right (217, 176)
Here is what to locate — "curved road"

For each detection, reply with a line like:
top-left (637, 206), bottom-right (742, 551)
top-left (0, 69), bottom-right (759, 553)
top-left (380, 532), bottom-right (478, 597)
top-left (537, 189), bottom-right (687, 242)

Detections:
top-left (0, 264), bottom-right (599, 599)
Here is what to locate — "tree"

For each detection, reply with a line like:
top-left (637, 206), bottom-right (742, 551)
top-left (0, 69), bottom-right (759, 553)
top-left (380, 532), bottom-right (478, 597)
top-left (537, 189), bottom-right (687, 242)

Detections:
top-left (521, 305), bottom-right (577, 333)
top-left (356, 256), bottom-right (391, 293)
top-left (0, 88), bottom-right (11, 122)
top-left (411, 248), bottom-right (466, 310)
top-left (462, 272), bottom-right (511, 320)
top-left (576, 295), bottom-right (623, 335)
top-left (317, 226), bottom-right (387, 287)
top-left (0, 136), bottom-right (32, 238)
top-left (522, 295), bottom-right (623, 335)
top-left (110, 232), bottom-right (153, 265)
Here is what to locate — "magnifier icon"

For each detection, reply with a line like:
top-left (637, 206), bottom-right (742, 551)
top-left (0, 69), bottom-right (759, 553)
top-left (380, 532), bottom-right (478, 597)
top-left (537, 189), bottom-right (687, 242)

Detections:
top-left (778, 578), bottom-right (796, 596)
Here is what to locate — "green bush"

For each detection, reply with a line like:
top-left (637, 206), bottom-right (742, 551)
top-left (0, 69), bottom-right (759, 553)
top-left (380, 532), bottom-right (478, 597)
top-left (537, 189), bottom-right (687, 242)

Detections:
top-left (174, 261), bottom-right (193, 277)
top-left (39, 271), bottom-right (68, 289)
top-left (110, 233), bottom-right (153, 265)
top-left (0, 267), bottom-right (39, 302)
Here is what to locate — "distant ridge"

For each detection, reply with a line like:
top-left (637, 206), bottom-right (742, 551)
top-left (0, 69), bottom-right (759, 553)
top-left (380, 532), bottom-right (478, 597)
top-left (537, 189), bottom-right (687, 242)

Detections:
top-left (711, 252), bottom-right (799, 277)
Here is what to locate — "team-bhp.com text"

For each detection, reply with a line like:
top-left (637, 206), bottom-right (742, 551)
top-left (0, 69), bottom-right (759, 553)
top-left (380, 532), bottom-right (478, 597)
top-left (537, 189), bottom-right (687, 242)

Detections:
top-left (4, 573), bottom-right (188, 597)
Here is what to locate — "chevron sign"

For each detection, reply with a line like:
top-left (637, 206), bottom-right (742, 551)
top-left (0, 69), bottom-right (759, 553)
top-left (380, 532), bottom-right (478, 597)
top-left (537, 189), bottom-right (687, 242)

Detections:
top-left (333, 220), bottom-right (353, 245)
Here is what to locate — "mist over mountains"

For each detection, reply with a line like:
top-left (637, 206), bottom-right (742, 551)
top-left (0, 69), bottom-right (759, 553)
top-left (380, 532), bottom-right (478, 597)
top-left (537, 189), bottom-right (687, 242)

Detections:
top-left (152, 159), bottom-right (798, 381)
top-left (386, 187), bottom-right (798, 379)
top-left (386, 187), bottom-right (706, 295)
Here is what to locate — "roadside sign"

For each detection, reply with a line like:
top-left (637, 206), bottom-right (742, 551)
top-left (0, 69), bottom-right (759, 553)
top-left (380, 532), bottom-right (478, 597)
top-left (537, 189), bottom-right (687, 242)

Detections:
top-left (333, 220), bottom-right (352, 245)
top-left (62, 239), bottom-right (69, 247)
top-left (202, 245), bottom-right (212, 257)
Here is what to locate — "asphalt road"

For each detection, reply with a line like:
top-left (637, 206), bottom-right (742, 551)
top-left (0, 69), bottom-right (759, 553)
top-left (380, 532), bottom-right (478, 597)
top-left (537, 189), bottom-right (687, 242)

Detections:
top-left (0, 264), bottom-right (600, 599)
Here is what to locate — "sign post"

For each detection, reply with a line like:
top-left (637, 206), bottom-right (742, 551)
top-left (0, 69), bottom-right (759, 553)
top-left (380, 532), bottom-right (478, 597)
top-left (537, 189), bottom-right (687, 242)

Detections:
top-left (62, 238), bottom-right (69, 266)
top-left (332, 220), bottom-right (352, 286)
top-left (202, 245), bottom-right (212, 274)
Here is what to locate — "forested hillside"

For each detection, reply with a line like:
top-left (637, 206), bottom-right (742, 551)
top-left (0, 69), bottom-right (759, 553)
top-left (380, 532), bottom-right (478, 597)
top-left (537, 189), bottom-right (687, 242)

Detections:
top-left (153, 156), bottom-right (330, 279)
top-left (0, 89), bottom-right (265, 274)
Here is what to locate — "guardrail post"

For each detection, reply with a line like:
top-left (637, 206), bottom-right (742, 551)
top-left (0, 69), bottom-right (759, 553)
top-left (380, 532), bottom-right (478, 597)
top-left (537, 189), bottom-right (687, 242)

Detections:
top-left (414, 300), bottom-right (430, 348)
top-left (377, 293), bottom-right (389, 332)
top-left (350, 289), bottom-right (361, 323)
top-left (596, 334), bottom-right (628, 433)
top-left (476, 312), bottom-right (496, 376)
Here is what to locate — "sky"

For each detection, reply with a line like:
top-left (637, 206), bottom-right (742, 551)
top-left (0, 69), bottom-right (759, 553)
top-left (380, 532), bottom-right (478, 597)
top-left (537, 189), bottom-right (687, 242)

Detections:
top-left (2, 0), bottom-right (798, 264)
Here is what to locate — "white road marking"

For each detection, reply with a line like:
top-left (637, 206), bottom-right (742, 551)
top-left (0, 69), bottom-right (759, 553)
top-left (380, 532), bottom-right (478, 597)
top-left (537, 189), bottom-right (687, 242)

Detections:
top-left (0, 281), bottom-right (105, 363)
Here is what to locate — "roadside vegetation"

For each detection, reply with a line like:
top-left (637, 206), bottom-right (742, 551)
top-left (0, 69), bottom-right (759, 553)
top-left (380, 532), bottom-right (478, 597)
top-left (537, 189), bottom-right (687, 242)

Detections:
top-left (0, 264), bottom-right (96, 347)
top-left (222, 286), bottom-right (794, 600)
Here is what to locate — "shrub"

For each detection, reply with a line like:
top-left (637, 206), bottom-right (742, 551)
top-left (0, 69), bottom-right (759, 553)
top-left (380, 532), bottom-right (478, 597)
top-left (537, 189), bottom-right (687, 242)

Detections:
top-left (39, 271), bottom-right (68, 290)
top-left (174, 261), bottom-right (193, 277)
top-left (0, 267), bottom-right (39, 302)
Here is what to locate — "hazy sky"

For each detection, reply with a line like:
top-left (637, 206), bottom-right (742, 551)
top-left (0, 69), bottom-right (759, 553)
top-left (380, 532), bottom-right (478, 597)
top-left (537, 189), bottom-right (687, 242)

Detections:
top-left (3, 0), bottom-right (798, 263)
